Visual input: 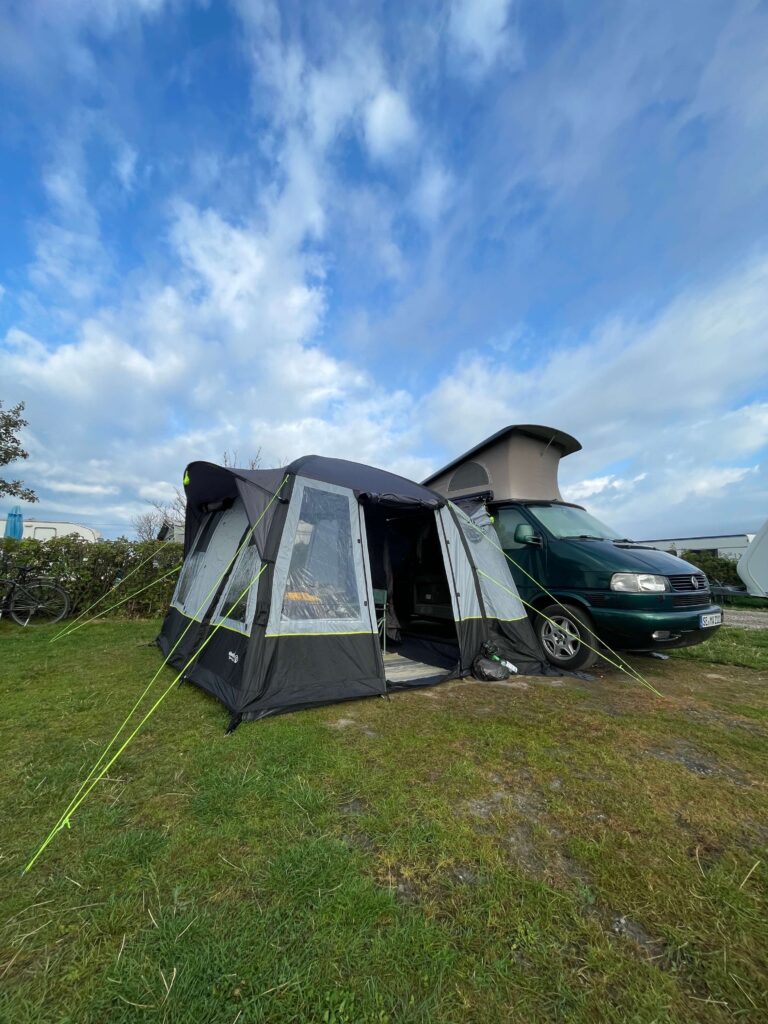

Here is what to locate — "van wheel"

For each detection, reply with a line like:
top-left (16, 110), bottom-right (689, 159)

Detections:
top-left (537, 603), bottom-right (598, 671)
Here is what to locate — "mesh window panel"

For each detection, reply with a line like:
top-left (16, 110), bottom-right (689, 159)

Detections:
top-left (283, 487), bottom-right (361, 621)
top-left (174, 513), bottom-right (219, 609)
top-left (173, 502), bottom-right (249, 620)
top-left (267, 478), bottom-right (375, 636)
top-left (448, 461), bottom-right (489, 491)
top-left (212, 536), bottom-right (261, 634)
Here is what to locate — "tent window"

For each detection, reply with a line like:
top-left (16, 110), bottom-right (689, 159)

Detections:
top-left (282, 487), bottom-right (361, 621)
top-left (212, 535), bottom-right (261, 633)
top-left (172, 502), bottom-right (249, 620)
top-left (175, 513), bottom-right (219, 608)
top-left (449, 461), bottom-right (489, 491)
top-left (267, 477), bottom-right (375, 637)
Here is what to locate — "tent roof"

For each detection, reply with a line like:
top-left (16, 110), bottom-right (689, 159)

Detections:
top-left (288, 455), bottom-right (443, 507)
top-left (184, 456), bottom-right (444, 512)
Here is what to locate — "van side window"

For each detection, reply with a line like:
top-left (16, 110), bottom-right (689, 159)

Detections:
top-left (495, 508), bottom-right (531, 549)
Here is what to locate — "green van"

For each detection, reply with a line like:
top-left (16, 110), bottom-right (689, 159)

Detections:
top-left (423, 425), bottom-right (723, 670)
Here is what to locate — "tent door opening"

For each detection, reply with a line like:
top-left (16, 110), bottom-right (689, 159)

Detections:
top-left (363, 504), bottom-right (460, 686)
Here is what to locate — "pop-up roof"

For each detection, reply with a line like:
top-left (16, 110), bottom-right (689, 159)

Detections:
top-left (422, 424), bottom-right (582, 502)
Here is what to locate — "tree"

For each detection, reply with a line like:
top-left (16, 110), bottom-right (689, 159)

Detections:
top-left (0, 400), bottom-right (38, 502)
top-left (681, 550), bottom-right (742, 587)
top-left (131, 448), bottom-right (264, 540)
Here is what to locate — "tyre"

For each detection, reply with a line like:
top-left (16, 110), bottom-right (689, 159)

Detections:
top-left (536, 602), bottom-right (598, 671)
top-left (10, 582), bottom-right (70, 626)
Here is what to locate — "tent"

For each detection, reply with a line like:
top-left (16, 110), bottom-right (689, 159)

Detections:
top-left (157, 455), bottom-right (549, 725)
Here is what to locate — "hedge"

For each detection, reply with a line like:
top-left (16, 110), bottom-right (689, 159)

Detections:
top-left (0, 536), bottom-right (184, 620)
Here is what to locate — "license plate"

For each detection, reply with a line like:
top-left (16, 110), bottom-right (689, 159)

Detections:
top-left (700, 612), bottom-right (722, 628)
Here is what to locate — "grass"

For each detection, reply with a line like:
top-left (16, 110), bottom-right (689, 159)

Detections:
top-left (671, 627), bottom-right (768, 671)
top-left (1, 620), bottom-right (767, 1023)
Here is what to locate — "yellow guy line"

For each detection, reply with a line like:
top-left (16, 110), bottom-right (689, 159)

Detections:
top-left (26, 476), bottom-right (289, 870)
top-left (23, 561), bottom-right (271, 874)
top-left (55, 564), bottom-right (181, 639)
top-left (50, 538), bottom-right (176, 643)
top-left (456, 505), bottom-right (654, 688)
top-left (476, 568), bottom-right (663, 696)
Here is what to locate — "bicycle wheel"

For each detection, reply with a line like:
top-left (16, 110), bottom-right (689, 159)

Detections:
top-left (10, 582), bottom-right (70, 626)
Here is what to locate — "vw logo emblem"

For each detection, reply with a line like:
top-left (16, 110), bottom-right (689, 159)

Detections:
top-left (691, 575), bottom-right (699, 589)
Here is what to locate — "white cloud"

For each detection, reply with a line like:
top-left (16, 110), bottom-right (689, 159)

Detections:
top-left (138, 481), bottom-right (177, 502)
top-left (45, 481), bottom-right (119, 496)
top-left (364, 88), bottom-right (417, 161)
top-left (412, 163), bottom-right (454, 223)
top-left (448, 0), bottom-right (522, 78)
top-left (421, 255), bottom-right (768, 535)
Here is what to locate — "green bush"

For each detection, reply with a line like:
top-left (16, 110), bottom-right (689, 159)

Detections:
top-left (680, 549), bottom-right (742, 586)
top-left (0, 536), bottom-right (183, 619)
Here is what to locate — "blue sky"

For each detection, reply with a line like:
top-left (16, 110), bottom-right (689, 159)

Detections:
top-left (1, 0), bottom-right (767, 539)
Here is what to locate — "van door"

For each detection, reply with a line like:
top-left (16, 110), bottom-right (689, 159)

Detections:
top-left (494, 505), bottom-right (546, 604)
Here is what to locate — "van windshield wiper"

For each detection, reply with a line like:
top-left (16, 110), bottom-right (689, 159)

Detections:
top-left (563, 534), bottom-right (605, 540)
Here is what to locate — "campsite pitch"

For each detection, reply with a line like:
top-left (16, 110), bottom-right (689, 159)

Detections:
top-left (1, 620), bottom-right (766, 1023)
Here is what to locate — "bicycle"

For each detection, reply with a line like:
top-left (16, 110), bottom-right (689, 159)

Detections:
top-left (0, 565), bottom-right (70, 626)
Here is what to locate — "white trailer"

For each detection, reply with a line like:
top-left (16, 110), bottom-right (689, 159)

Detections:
top-left (0, 519), bottom-right (102, 542)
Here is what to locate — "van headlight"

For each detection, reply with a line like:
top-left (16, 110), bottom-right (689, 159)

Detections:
top-left (610, 573), bottom-right (668, 593)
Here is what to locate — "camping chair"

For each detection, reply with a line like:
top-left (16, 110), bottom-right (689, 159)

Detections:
top-left (373, 587), bottom-right (388, 656)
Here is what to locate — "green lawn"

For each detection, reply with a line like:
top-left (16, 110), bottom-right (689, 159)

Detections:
top-left (1, 621), bottom-right (766, 1023)
top-left (671, 627), bottom-right (768, 671)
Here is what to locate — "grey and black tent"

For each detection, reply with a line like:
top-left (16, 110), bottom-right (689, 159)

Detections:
top-left (157, 455), bottom-right (548, 725)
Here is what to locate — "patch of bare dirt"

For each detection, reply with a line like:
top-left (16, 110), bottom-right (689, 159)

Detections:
top-left (644, 740), bottom-right (751, 786)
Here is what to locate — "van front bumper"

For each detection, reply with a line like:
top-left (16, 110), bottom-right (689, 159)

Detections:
top-left (589, 603), bottom-right (723, 652)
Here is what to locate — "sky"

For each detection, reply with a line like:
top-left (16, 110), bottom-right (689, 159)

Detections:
top-left (1, 0), bottom-right (767, 540)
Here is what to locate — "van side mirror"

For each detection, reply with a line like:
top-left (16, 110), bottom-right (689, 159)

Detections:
top-left (514, 523), bottom-right (542, 546)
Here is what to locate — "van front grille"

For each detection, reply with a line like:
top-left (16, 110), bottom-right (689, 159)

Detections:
top-left (668, 573), bottom-right (708, 592)
top-left (673, 593), bottom-right (710, 608)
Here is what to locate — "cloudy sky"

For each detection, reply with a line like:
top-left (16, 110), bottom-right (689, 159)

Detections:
top-left (1, 0), bottom-right (767, 539)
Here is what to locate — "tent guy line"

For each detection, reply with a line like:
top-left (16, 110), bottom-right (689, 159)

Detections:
top-left (475, 567), bottom-right (662, 696)
top-left (23, 561), bottom-right (271, 875)
top-left (460, 510), bottom-right (654, 690)
top-left (50, 536), bottom-right (176, 643)
top-left (55, 564), bottom-right (181, 641)
top-left (23, 477), bottom-right (289, 873)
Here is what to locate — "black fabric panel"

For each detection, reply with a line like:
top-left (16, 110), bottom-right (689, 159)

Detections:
top-left (456, 616), bottom-right (549, 675)
top-left (239, 633), bottom-right (383, 717)
top-left (287, 455), bottom-right (443, 508)
top-left (489, 618), bottom-right (549, 674)
top-left (392, 634), bottom-right (460, 671)
top-left (190, 627), bottom-right (250, 706)
top-left (157, 606), bottom-right (207, 672)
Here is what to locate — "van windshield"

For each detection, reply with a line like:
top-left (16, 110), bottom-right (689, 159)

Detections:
top-left (527, 504), bottom-right (623, 540)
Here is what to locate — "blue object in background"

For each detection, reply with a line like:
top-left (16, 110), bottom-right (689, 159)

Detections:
top-left (3, 506), bottom-right (24, 540)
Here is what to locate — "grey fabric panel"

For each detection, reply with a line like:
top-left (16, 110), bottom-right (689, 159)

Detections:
top-left (173, 499), bottom-right (249, 620)
top-left (435, 506), bottom-right (481, 621)
top-left (235, 475), bottom-right (288, 557)
top-left (266, 477), bottom-right (374, 636)
top-left (453, 502), bottom-right (526, 621)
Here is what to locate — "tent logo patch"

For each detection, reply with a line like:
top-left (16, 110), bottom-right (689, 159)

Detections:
top-left (228, 651), bottom-right (239, 664)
